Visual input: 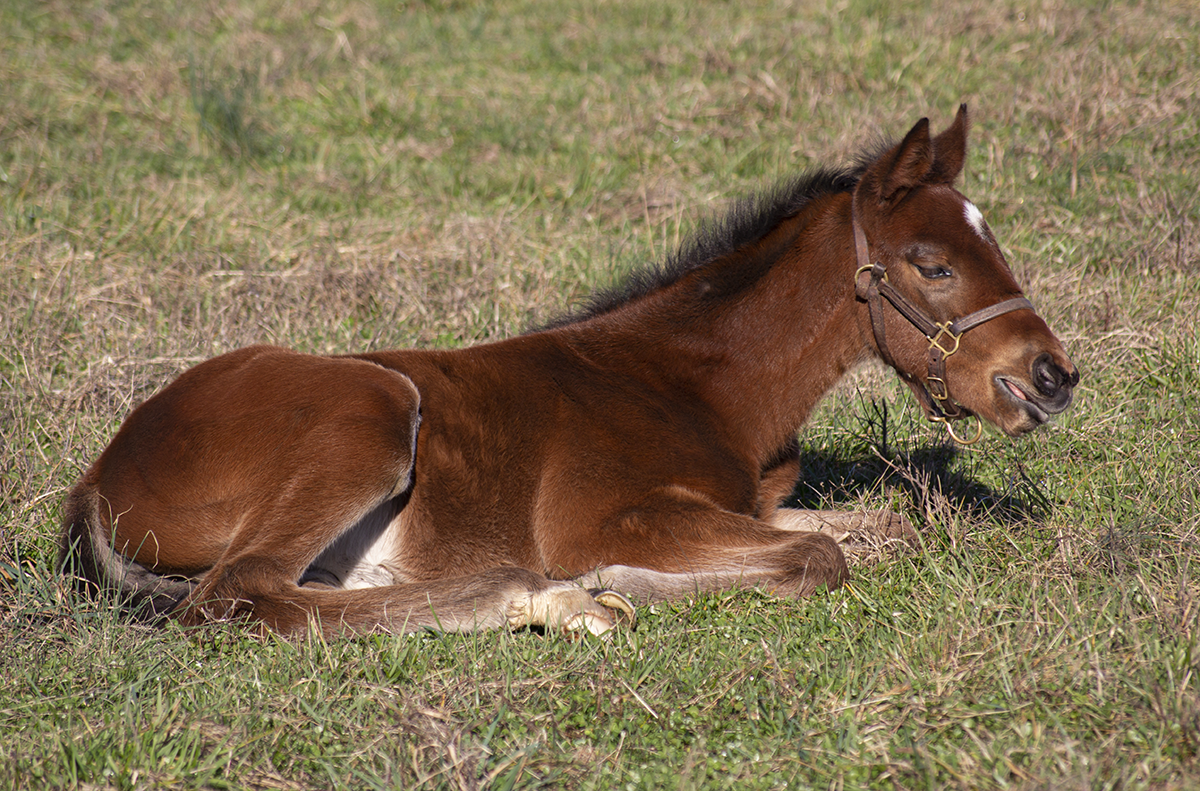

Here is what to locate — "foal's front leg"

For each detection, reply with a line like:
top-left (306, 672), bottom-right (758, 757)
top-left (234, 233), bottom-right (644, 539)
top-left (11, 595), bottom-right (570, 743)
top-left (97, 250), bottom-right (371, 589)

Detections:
top-left (555, 487), bottom-right (852, 604)
top-left (767, 508), bottom-right (918, 546)
top-left (754, 441), bottom-right (917, 550)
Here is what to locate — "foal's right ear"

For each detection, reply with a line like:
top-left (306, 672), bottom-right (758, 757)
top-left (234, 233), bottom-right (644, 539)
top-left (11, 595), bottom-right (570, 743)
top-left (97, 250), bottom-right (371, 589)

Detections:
top-left (925, 104), bottom-right (969, 186)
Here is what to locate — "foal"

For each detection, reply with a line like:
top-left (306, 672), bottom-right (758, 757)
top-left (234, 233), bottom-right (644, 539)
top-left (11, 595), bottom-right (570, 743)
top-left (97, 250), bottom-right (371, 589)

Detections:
top-left (61, 106), bottom-right (1078, 637)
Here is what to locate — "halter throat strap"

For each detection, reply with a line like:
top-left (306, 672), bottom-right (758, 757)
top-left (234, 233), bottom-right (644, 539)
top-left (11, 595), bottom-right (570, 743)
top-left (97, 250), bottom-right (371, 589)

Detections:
top-left (850, 200), bottom-right (1033, 428)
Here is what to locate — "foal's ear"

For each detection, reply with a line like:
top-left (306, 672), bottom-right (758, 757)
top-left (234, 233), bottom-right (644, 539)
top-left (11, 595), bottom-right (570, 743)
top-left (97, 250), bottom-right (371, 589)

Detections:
top-left (862, 116), bottom-right (933, 207)
top-left (858, 105), bottom-right (971, 209)
top-left (926, 103), bottom-right (970, 185)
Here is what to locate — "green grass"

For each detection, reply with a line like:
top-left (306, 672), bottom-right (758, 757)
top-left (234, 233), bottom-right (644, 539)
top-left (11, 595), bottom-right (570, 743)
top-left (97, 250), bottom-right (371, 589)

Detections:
top-left (2, 0), bottom-right (1198, 788)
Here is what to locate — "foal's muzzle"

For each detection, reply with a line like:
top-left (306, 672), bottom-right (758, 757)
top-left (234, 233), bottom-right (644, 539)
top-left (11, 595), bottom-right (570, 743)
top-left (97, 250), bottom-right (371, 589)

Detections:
top-left (998, 353), bottom-right (1078, 426)
top-left (1033, 353), bottom-right (1079, 403)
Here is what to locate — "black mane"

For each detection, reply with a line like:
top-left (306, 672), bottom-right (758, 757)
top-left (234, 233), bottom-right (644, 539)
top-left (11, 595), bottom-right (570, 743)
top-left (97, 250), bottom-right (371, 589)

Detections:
top-left (537, 163), bottom-right (865, 331)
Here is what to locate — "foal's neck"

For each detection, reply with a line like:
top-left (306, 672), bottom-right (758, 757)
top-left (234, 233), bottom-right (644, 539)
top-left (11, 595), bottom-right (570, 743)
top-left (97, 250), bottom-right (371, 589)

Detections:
top-left (566, 192), bottom-right (868, 464)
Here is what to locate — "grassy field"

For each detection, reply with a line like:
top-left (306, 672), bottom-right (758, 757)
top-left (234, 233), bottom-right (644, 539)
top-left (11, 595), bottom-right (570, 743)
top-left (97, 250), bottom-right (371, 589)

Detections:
top-left (2, 0), bottom-right (1198, 788)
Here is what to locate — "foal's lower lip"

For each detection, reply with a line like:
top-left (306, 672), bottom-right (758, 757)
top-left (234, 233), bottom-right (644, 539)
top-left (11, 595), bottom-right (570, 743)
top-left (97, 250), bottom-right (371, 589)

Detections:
top-left (999, 377), bottom-right (1050, 425)
top-left (1004, 379), bottom-right (1030, 401)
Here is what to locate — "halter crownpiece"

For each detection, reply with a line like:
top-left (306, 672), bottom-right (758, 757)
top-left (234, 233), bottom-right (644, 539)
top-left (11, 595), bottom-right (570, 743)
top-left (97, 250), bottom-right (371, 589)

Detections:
top-left (850, 201), bottom-right (1034, 445)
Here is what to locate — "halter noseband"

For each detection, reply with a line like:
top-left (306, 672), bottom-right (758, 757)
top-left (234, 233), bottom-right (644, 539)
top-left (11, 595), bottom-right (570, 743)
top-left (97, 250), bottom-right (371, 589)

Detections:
top-left (851, 201), bottom-right (1033, 445)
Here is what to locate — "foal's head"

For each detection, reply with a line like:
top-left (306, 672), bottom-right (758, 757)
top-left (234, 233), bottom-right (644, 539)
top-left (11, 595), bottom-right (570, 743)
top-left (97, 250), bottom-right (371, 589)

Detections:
top-left (852, 106), bottom-right (1078, 437)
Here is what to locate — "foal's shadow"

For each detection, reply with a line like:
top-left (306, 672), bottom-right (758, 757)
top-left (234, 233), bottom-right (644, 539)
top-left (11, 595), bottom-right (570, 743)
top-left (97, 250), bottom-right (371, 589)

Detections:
top-left (785, 406), bottom-right (1051, 527)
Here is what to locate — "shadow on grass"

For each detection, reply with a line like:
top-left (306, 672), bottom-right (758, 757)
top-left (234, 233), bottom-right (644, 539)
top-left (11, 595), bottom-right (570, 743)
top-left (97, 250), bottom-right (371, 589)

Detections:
top-left (787, 398), bottom-right (1053, 526)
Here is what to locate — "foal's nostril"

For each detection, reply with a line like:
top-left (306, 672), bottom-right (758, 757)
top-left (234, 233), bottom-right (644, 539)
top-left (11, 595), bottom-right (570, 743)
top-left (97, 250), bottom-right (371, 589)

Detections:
top-left (1032, 354), bottom-right (1065, 397)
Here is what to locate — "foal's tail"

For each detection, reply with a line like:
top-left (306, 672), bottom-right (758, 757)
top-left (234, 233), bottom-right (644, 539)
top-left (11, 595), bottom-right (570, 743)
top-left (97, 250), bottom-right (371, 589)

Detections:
top-left (59, 480), bottom-right (195, 619)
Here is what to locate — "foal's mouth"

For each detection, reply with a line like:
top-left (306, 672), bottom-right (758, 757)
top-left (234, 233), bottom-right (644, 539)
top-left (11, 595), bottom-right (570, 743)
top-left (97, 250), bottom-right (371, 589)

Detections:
top-left (996, 375), bottom-right (1072, 425)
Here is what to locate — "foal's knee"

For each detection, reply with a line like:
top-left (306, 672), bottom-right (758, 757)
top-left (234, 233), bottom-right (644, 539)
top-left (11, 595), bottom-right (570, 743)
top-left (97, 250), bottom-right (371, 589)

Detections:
top-left (773, 532), bottom-right (850, 596)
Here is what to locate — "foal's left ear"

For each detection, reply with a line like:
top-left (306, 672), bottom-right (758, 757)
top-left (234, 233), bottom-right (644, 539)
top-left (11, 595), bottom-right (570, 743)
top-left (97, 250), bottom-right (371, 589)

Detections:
top-left (926, 104), bottom-right (969, 185)
top-left (858, 104), bottom-right (971, 210)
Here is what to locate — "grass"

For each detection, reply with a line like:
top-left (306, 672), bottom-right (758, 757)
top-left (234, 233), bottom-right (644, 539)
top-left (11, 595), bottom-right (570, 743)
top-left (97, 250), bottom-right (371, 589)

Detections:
top-left (2, 0), bottom-right (1198, 787)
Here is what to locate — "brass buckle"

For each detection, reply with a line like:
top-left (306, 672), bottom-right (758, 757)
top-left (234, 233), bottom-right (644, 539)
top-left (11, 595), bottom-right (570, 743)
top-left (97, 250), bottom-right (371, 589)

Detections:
top-left (927, 322), bottom-right (961, 359)
top-left (927, 375), bottom-right (950, 402)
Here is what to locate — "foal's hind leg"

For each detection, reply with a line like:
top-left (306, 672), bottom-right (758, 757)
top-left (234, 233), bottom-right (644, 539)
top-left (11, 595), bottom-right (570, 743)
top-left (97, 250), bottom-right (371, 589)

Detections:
top-left (162, 353), bottom-right (427, 630)
top-left (219, 567), bottom-right (634, 637)
top-left (174, 472), bottom-right (636, 635)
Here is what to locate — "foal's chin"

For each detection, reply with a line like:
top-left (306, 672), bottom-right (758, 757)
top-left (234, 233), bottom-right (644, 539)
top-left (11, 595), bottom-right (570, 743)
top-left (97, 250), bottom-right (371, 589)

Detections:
top-left (993, 410), bottom-right (1046, 438)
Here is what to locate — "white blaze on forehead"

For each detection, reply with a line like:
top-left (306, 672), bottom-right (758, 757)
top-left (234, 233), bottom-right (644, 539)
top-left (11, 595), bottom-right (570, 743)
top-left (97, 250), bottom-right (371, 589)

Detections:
top-left (964, 200), bottom-right (987, 239)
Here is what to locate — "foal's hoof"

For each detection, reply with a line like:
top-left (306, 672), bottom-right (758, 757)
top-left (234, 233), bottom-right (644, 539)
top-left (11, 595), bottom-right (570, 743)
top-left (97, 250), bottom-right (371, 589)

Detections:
top-left (563, 589), bottom-right (637, 638)
top-left (875, 510), bottom-right (919, 545)
top-left (589, 588), bottom-right (637, 628)
top-left (516, 585), bottom-right (637, 638)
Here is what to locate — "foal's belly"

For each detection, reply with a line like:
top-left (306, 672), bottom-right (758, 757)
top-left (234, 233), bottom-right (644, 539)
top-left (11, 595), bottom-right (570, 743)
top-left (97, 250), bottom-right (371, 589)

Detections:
top-left (303, 500), bottom-right (403, 589)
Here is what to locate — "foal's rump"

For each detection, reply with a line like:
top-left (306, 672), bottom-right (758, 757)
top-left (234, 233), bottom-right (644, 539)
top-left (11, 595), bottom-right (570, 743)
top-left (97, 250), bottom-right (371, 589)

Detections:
top-left (61, 347), bottom-right (423, 615)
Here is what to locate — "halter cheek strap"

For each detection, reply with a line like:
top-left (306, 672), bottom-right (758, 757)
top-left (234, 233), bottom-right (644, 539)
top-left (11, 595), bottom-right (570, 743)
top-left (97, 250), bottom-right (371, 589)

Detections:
top-left (851, 202), bottom-right (1034, 444)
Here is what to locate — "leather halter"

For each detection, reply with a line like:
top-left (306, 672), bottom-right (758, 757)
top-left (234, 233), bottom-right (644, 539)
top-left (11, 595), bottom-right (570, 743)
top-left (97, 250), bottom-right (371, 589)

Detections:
top-left (851, 201), bottom-right (1033, 444)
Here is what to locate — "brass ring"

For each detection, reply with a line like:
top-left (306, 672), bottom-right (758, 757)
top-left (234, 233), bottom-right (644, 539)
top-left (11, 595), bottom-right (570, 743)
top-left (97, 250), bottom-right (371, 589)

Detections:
top-left (854, 264), bottom-right (887, 283)
top-left (944, 416), bottom-right (984, 445)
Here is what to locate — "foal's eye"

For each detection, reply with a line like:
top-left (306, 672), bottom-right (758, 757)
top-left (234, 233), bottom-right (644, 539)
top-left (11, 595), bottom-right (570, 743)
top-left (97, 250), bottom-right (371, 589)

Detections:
top-left (917, 264), bottom-right (953, 280)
